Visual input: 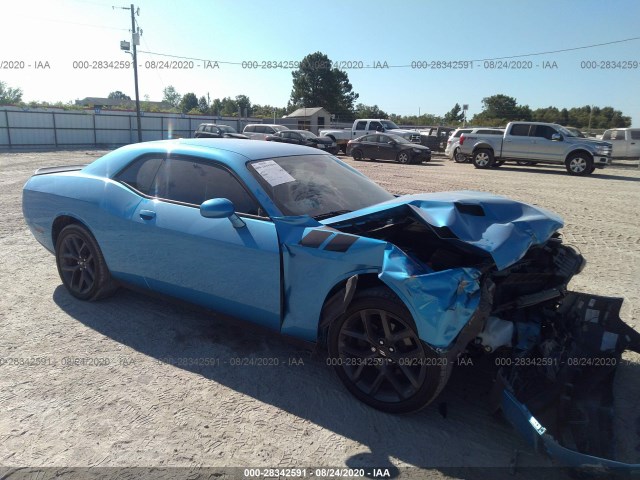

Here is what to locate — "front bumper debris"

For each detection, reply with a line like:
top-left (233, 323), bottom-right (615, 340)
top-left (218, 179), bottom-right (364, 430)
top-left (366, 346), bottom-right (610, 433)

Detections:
top-left (496, 293), bottom-right (640, 474)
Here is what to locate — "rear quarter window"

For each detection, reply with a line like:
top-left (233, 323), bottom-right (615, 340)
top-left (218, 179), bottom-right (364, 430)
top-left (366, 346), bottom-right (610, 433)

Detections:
top-left (510, 124), bottom-right (531, 136)
top-left (631, 130), bottom-right (640, 140)
top-left (115, 156), bottom-right (164, 195)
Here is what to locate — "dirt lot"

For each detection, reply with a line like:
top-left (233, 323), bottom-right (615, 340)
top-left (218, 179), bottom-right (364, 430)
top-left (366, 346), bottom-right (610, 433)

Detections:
top-left (1, 150), bottom-right (639, 479)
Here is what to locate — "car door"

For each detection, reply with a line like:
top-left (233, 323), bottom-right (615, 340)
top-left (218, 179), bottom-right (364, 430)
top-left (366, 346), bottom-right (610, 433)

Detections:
top-left (353, 120), bottom-right (368, 139)
top-left (376, 135), bottom-right (396, 160)
top-left (117, 154), bottom-right (282, 331)
top-left (529, 125), bottom-right (564, 163)
top-left (358, 134), bottom-right (376, 158)
top-left (502, 123), bottom-right (534, 159)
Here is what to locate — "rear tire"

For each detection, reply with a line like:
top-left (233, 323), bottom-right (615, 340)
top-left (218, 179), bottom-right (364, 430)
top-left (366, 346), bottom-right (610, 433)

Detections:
top-left (566, 152), bottom-right (594, 176)
top-left (472, 149), bottom-right (494, 169)
top-left (328, 287), bottom-right (451, 413)
top-left (453, 148), bottom-right (467, 163)
top-left (352, 149), bottom-right (363, 161)
top-left (55, 224), bottom-right (117, 301)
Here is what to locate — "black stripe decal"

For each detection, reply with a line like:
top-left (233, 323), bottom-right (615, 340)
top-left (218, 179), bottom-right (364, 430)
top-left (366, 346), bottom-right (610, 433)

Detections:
top-left (324, 234), bottom-right (358, 252)
top-left (299, 229), bottom-right (332, 248)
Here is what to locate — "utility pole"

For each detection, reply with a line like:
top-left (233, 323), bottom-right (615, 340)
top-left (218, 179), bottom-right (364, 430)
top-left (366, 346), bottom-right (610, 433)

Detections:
top-left (130, 4), bottom-right (142, 142)
top-left (117, 4), bottom-right (142, 142)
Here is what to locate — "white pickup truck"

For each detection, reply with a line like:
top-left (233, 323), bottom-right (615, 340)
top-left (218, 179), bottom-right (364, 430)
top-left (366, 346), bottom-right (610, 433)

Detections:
top-left (320, 119), bottom-right (421, 153)
top-left (459, 121), bottom-right (613, 176)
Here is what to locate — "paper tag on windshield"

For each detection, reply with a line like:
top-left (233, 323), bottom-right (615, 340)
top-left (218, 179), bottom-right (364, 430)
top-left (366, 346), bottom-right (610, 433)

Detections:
top-left (252, 160), bottom-right (296, 187)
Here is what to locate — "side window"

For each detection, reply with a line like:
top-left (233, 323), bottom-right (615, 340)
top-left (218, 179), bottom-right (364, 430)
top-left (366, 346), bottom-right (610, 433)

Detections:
top-left (362, 135), bottom-right (375, 142)
top-left (531, 125), bottom-right (556, 140)
top-left (265, 127), bottom-right (276, 134)
top-left (255, 126), bottom-right (266, 134)
top-left (602, 131), bottom-right (612, 140)
top-left (244, 125), bottom-right (255, 133)
top-left (355, 121), bottom-right (367, 130)
top-left (115, 156), bottom-right (164, 195)
top-left (369, 121), bottom-right (383, 131)
top-left (631, 130), bottom-right (640, 140)
top-left (510, 124), bottom-right (531, 136)
top-left (281, 132), bottom-right (291, 139)
top-left (152, 158), bottom-right (260, 215)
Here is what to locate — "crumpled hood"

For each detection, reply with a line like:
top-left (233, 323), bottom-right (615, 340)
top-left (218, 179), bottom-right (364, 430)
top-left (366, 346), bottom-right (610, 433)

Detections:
top-left (324, 191), bottom-right (564, 271)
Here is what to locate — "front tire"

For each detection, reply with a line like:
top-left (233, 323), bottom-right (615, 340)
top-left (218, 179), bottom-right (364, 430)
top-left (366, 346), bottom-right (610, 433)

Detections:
top-left (55, 224), bottom-right (117, 301)
top-left (566, 152), bottom-right (594, 176)
top-left (328, 287), bottom-right (451, 413)
top-left (352, 149), bottom-right (363, 161)
top-left (472, 149), bottom-right (494, 169)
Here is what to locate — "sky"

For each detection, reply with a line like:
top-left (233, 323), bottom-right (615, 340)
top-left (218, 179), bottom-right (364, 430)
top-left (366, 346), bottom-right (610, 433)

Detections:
top-left (1, 0), bottom-right (639, 125)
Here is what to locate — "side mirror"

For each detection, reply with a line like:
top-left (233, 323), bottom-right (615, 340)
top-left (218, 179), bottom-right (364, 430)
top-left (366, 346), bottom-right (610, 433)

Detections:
top-left (551, 133), bottom-right (562, 141)
top-left (200, 198), bottom-right (245, 228)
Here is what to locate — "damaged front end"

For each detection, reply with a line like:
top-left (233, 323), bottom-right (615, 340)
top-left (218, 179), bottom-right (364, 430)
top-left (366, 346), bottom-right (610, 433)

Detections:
top-left (328, 192), bottom-right (640, 471)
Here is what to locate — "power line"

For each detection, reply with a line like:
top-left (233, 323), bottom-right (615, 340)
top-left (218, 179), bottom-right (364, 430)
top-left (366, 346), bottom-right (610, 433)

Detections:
top-left (138, 35), bottom-right (640, 69)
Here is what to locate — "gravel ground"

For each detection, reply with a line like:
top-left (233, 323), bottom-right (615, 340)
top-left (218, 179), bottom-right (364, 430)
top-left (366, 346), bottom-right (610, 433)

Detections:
top-left (1, 149), bottom-right (639, 480)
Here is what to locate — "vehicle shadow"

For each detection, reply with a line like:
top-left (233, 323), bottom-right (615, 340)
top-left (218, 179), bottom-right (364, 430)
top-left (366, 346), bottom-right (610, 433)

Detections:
top-left (54, 285), bottom-right (626, 479)
top-left (488, 165), bottom-right (640, 182)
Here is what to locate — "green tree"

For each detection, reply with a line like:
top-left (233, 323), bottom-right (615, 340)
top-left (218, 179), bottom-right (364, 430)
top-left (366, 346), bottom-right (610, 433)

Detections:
top-left (235, 95), bottom-right (252, 117)
top-left (354, 103), bottom-right (388, 119)
top-left (443, 103), bottom-right (465, 124)
top-left (197, 96), bottom-right (209, 114)
top-left (162, 85), bottom-right (181, 108)
top-left (107, 91), bottom-right (131, 100)
top-left (0, 81), bottom-right (23, 104)
top-left (220, 97), bottom-right (238, 116)
top-left (179, 92), bottom-right (198, 113)
top-left (289, 52), bottom-right (359, 120)
top-left (471, 94), bottom-right (532, 125)
top-left (210, 98), bottom-right (223, 116)
top-left (252, 104), bottom-right (286, 119)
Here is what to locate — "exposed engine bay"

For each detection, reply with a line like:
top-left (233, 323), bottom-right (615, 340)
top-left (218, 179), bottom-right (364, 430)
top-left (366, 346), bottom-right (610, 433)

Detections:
top-left (332, 205), bottom-right (640, 471)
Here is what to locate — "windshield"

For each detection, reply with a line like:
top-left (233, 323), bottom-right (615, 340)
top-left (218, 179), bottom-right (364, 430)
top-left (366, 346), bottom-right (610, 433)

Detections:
top-left (381, 120), bottom-right (400, 130)
top-left (555, 125), bottom-right (576, 137)
top-left (387, 134), bottom-right (412, 144)
top-left (219, 125), bottom-right (237, 133)
top-left (248, 155), bottom-right (394, 217)
top-left (298, 130), bottom-right (317, 139)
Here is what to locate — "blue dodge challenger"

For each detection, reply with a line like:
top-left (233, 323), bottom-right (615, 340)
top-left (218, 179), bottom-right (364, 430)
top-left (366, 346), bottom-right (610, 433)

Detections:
top-left (22, 139), bottom-right (640, 471)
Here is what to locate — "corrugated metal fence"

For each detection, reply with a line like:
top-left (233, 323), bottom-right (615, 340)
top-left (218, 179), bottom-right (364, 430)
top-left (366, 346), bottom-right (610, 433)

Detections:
top-left (0, 107), bottom-right (261, 149)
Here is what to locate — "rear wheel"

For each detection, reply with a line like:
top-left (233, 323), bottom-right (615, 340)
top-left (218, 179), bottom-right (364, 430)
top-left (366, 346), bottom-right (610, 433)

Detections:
top-left (55, 224), bottom-right (117, 301)
top-left (453, 148), bottom-right (467, 163)
top-left (352, 149), bottom-right (363, 161)
top-left (566, 152), bottom-right (594, 176)
top-left (472, 149), bottom-right (494, 169)
top-left (328, 287), bottom-right (452, 413)
top-left (397, 151), bottom-right (411, 164)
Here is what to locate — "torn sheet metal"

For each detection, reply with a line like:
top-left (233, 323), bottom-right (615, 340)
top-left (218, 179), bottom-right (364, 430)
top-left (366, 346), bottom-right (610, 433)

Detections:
top-left (273, 216), bottom-right (483, 348)
top-left (327, 191), bottom-right (564, 271)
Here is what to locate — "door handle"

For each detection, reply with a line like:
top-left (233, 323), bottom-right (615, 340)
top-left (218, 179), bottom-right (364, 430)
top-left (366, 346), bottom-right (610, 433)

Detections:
top-left (139, 210), bottom-right (156, 220)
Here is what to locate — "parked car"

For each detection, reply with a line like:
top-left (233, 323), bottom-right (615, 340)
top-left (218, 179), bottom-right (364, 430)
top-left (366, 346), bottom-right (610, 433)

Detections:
top-left (445, 128), bottom-right (504, 163)
top-left (416, 126), bottom-right (456, 151)
top-left (194, 123), bottom-right (248, 139)
top-left (347, 133), bottom-right (431, 164)
top-left (242, 124), bottom-right (289, 140)
top-left (265, 129), bottom-right (339, 154)
top-left (320, 119), bottom-right (421, 153)
top-left (602, 128), bottom-right (640, 159)
top-left (459, 121), bottom-right (612, 175)
top-left (22, 139), bottom-right (639, 472)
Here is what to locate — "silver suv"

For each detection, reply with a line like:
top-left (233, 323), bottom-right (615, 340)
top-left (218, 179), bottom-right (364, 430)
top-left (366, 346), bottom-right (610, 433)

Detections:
top-left (445, 127), bottom-right (503, 162)
top-left (243, 124), bottom-right (289, 140)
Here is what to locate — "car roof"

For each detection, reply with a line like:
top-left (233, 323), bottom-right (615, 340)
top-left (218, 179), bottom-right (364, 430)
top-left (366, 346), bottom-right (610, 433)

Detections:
top-left (83, 138), bottom-right (331, 180)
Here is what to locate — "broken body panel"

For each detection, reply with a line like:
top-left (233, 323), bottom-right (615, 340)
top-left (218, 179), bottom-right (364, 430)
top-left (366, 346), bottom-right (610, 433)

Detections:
top-left (275, 192), bottom-right (640, 471)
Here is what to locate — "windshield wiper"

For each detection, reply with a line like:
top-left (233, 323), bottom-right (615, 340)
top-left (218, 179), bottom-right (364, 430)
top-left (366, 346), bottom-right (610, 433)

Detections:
top-left (313, 210), bottom-right (353, 220)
